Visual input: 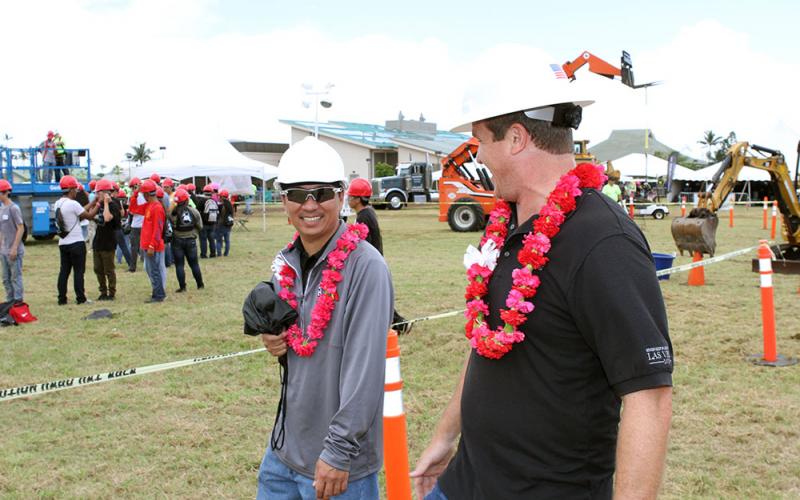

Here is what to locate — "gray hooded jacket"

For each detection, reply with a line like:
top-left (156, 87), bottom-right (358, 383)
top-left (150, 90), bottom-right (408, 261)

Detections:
top-left (270, 222), bottom-right (394, 480)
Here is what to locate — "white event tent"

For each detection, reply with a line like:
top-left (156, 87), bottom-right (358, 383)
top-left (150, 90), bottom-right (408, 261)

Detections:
top-left (608, 153), bottom-right (696, 181)
top-left (130, 136), bottom-right (279, 231)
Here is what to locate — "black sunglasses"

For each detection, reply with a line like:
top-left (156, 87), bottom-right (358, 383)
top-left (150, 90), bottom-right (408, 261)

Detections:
top-left (280, 187), bottom-right (342, 204)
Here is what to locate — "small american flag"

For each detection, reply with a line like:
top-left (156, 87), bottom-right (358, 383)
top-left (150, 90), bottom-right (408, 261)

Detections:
top-left (550, 64), bottom-right (567, 79)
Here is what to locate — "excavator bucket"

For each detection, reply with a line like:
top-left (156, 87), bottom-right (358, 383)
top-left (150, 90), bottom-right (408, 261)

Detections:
top-left (671, 208), bottom-right (719, 256)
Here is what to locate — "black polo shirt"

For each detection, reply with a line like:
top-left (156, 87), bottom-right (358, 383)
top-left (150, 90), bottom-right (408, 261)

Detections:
top-left (355, 206), bottom-right (383, 256)
top-left (92, 199), bottom-right (121, 252)
top-left (439, 189), bottom-right (673, 500)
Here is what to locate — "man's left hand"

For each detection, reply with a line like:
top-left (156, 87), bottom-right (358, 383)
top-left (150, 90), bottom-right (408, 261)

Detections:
top-left (8, 248), bottom-right (17, 261)
top-left (313, 458), bottom-right (348, 499)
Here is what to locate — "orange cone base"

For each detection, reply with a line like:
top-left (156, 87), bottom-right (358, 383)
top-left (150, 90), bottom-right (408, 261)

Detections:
top-left (687, 253), bottom-right (705, 286)
top-left (383, 415), bottom-right (412, 500)
top-left (748, 353), bottom-right (798, 367)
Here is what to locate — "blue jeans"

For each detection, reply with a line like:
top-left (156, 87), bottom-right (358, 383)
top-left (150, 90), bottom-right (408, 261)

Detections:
top-left (115, 229), bottom-right (133, 267)
top-left (215, 225), bottom-right (231, 256)
top-left (200, 225), bottom-right (216, 257)
top-left (0, 253), bottom-right (24, 302)
top-left (424, 483), bottom-right (448, 500)
top-left (164, 242), bottom-right (173, 267)
top-left (172, 237), bottom-right (203, 289)
top-left (143, 251), bottom-right (165, 300)
top-left (256, 447), bottom-right (379, 500)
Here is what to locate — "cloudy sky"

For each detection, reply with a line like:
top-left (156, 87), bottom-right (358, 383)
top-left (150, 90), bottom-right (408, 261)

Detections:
top-left (1, 0), bottom-right (798, 171)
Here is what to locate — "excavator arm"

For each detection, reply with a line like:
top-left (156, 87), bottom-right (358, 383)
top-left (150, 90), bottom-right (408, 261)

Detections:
top-left (560, 50), bottom-right (654, 88)
top-left (672, 142), bottom-right (800, 268)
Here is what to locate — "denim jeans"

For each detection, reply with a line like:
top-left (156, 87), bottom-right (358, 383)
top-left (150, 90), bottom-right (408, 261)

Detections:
top-left (58, 241), bottom-right (87, 303)
top-left (214, 225), bottom-right (231, 256)
top-left (256, 447), bottom-right (379, 500)
top-left (172, 237), bottom-right (203, 289)
top-left (143, 251), bottom-right (165, 300)
top-left (115, 229), bottom-right (133, 267)
top-left (0, 253), bottom-right (24, 302)
top-left (200, 225), bottom-right (216, 257)
top-left (424, 483), bottom-right (448, 500)
top-left (129, 227), bottom-right (142, 270)
top-left (164, 242), bottom-right (173, 267)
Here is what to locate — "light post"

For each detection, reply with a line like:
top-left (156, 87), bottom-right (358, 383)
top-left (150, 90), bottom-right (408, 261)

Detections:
top-left (302, 83), bottom-right (334, 137)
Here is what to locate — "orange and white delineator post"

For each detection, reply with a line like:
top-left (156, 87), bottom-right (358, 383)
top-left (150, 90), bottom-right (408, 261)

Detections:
top-left (762, 197), bottom-right (768, 229)
top-left (728, 199), bottom-right (735, 228)
top-left (383, 330), bottom-right (412, 500)
top-left (770, 201), bottom-right (778, 239)
top-left (752, 241), bottom-right (798, 367)
top-left (681, 196), bottom-right (686, 217)
top-left (628, 194), bottom-right (635, 220)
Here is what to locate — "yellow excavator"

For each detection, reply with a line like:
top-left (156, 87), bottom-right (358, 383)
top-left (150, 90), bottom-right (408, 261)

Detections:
top-left (671, 141), bottom-right (800, 273)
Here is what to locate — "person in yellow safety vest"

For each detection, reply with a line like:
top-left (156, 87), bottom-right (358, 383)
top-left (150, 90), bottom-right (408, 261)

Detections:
top-left (54, 132), bottom-right (68, 181)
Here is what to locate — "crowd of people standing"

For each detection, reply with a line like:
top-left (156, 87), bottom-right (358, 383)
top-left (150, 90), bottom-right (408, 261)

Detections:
top-left (52, 173), bottom-right (236, 304)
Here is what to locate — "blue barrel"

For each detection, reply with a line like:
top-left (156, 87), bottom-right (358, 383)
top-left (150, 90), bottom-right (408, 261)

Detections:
top-left (652, 252), bottom-right (675, 281)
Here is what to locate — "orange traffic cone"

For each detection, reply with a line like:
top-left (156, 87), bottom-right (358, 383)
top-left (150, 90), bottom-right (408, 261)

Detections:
top-left (687, 251), bottom-right (705, 286)
top-left (751, 241), bottom-right (797, 366)
top-left (383, 330), bottom-right (412, 500)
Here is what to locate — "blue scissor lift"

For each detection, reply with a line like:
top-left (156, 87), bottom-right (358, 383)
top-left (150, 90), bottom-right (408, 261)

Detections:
top-left (0, 146), bottom-right (91, 240)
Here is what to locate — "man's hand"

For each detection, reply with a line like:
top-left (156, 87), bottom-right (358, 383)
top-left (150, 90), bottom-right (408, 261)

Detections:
top-left (410, 438), bottom-right (456, 499)
top-left (261, 332), bottom-right (288, 357)
top-left (8, 247), bottom-right (17, 261)
top-left (146, 248), bottom-right (154, 257)
top-left (313, 458), bottom-right (348, 499)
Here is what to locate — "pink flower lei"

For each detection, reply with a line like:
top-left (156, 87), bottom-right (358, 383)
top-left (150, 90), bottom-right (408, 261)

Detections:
top-left (277, 223), bottom-right (369, 357)
top-left (464, 163), bottom-right (607, 359)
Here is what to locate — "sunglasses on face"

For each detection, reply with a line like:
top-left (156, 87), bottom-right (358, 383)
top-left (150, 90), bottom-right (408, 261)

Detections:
top-left (280, 187), bottom-right (342, 204)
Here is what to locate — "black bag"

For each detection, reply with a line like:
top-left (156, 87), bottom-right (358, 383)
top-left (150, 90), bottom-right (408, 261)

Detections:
top-left (174, 205), bottom-right (195, 232)
top-left (223, 199), bottom-right (234, 227)
top-left (121, 213), bottom-right (132, 235)
top-left (54, 206), bottom-right (75, 239)
top-left (162, 218), bottom-right (173, 244)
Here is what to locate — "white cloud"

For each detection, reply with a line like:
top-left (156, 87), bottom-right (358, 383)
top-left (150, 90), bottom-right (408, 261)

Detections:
top-left (1, 4), bottom-right (797, 172)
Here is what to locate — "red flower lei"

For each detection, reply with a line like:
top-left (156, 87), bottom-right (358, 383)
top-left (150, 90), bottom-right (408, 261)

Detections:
top-left (464, 163), bottom-right (607, 359)
top-left (277, 223), bottom-right (369, 357)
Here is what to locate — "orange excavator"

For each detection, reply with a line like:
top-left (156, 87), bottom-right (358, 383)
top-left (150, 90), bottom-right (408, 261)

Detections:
top-left (560, 50), bottom-right (660, 89)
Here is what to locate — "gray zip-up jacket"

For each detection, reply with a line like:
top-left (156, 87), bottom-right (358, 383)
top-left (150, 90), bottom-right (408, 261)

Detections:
top-left (270, 222), bottom-right (394, 480)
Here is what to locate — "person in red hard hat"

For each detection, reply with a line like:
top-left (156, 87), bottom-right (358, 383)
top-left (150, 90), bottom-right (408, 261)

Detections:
top-left (150, 173), bottom-right (161, 185)
top-left (38, 131), bottom-right (57, 182)
top-left (159, 180), bottom-right (176, 268)
top-left (113, 188), bottom-right (134, 270)
top-left (0, 179), bottom-right (25, 303)
top-left (54, 175), bottom-right (101, 305)
top-left (199, 183), bottom-right (219, 258)
top-left (169, 188), bottom-right (204, 292)
top-left (126, 176), bottom-right (146, 272)
top-left (346, 178), bottom-right (381, 254)
top-left (214, 189), bottom-right (235, 257)
top-left (138, 179), bottom-right (166, 302)
top-left (91, 179), bottom-right (121, 300)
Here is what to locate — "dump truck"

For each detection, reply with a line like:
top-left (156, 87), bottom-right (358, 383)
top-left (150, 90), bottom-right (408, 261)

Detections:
top-left (438, 139), bottom-right (596, 232)
top-left (671, 141), bottom-right (800, 273)
top-left (0, 146), bottom-right (92, 240)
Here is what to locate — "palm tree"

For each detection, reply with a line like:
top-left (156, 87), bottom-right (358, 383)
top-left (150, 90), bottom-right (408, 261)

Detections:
top-left (697, 130), bottom-right (722, 162)
top-left (126, 142), bottom-right (154, 166)
top-left (110, 164), bottom-right (124, 179)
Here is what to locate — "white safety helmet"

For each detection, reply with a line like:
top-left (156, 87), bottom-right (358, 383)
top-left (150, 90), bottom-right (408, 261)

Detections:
top-left (451, 62), bottom-right (594, 133)
top-left (276, 136), bottom-right (347, 188)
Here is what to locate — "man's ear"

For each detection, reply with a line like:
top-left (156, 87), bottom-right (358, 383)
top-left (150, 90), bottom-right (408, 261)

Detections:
top-left (507, 123), bottom-right (530, 156)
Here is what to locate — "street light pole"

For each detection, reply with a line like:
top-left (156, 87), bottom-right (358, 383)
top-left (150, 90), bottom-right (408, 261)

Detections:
top-left (303, 83), bottom-right (334, 138)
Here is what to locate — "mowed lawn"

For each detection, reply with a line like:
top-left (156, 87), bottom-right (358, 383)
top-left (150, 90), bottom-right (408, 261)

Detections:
top-left (1, 203), bottom-right (799, 498)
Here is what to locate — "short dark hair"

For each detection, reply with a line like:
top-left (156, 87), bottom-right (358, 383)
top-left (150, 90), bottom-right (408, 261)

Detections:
top-left (480, 111), bottom-right (573, 155)
top-left (359, 197), bottom-right (370, 206)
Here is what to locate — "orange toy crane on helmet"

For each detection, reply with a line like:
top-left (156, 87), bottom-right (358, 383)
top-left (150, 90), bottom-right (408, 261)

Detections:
top-left (560, 50), bottom-right (660, 89)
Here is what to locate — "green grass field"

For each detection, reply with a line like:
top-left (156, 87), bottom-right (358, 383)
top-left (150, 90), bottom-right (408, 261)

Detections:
top-left (1, 204), bottom-right (798, 498)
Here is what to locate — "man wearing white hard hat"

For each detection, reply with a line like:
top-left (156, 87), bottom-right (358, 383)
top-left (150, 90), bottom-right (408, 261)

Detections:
top-left (412, 65), bottom-right (673, 499)
top-left (255, 137), bottom-right (394, 500)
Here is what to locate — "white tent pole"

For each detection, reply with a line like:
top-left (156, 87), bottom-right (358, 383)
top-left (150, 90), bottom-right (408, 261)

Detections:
top-left (262, 175), bottom-right (266, 232)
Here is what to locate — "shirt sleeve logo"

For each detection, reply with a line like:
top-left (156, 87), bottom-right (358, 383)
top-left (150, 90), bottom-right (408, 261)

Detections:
top-left (646, 346), bottom-right (672, 366)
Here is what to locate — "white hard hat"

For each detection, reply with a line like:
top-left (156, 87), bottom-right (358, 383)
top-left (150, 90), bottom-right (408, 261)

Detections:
top-left (451, 62), bottom-right (594, 133)
top-left (276, 136), bottom-right (346, 188)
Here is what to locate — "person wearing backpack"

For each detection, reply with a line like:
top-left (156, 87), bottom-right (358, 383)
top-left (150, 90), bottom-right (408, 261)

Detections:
top-left (54, 175), bottom-right (101, 305)
top-left (138, 179), bottom-right (166, 303)
top-left (199, 184), bottom-right (218, 258)
top-left (215, 189), bottom-right (235, 257)
top-left (126, 177), bottom-right (145, 272)
top-left (0, 180), bottom-right (25, 304)
top-left (91, 179), bottom-right (121, 301)
top-left (169, 189), bottom-right (204, 293)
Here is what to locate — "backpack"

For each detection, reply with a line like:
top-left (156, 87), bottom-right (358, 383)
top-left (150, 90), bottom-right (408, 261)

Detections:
top-left (9, 302), bottom-right (36, 323)
top-left (175, 205), bottom-right (195, 232)
top-left (205, 199), bottom-right (219, 223)
top-left (162, 218), bottom-right (173, 244)
top-left (55, 206), bottom-right (72, 238)
top-left (223, 199), bottom-right (234, 227)
top-left (121, 213), bottom-right (132, 235)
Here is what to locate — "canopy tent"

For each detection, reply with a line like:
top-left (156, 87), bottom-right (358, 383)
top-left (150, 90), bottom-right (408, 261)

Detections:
top-left (608, 153), bottom-right (695, 180)
top-left (679, 161), bottom-right (774, 182)
top-left (130, 139), bottom-right (278, 195)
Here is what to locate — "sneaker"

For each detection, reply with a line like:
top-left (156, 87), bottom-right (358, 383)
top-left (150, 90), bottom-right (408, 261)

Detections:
top-left (98, 294), bottom-right (109, 301)
top-left (128, 268), bottom-right (136, 273)
top-left (175, 287), bottom-right (186, 293)
top-left (144, 298), bottom-right (164, 303)
top-left (197, 284), bottom-right (205, 290)
top-left (106, 295), bottom-right (116, 301)
top-left (57, 300), bottom-right (68, 306)
top-left (77, 299), bottom-right (93, 305)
